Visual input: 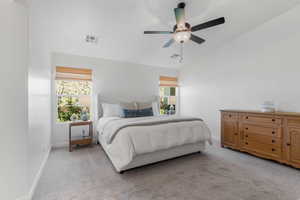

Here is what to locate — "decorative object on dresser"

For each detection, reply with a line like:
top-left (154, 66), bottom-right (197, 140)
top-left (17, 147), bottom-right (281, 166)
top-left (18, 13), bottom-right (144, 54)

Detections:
top-left (220, 110), bottom-right (300, 169)
top-left (69, 121), bottom-right (93, 152)
top-left (260, 101), bottom-right (276, 113)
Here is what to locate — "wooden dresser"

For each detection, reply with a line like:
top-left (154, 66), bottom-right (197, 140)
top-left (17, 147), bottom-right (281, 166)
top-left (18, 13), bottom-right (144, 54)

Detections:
top-left (220, 110), bottom-right (300, 168)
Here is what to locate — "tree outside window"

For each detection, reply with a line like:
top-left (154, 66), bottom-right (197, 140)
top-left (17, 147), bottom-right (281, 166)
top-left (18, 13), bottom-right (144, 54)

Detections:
top-left (160, 87), bottom-right (177, 115)
top-left (56, 80), bottom-right (92, 122)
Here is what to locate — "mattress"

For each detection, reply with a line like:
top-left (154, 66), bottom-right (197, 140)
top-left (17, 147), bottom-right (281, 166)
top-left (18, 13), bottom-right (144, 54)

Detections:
top-left (97, 116), bottom-right (211, 172)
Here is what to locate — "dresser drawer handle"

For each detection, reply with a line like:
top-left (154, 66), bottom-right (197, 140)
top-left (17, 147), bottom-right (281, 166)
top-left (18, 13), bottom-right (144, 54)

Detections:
top-left (272, 140), bottom-right (275, 143)
top-left (246, 116), bottom-right (249, 119)
top-left (272, 119), bottom-right (275, 122)
top-left (272, 131), bottom-right (275, 134)
top-left (229, 114), bottom-right (232, 117)
top-left (245, 135), bottom-right (248, 138)
top-left (245, 142), bottom-right (248, 145)
top-left (287, 143), bottom-right (291, 146)
top-left (245, 127), bottom-right (248, 130)
top-left (234, 133), bottom-right (238, 136)
top-left (272, 148), bottom-right (276, 152)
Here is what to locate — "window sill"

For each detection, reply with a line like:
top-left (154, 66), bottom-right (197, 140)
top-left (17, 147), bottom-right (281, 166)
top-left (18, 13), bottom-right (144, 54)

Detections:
top-left (56, 120), bottom-right (93, 125)
top-left (56, 121), bottom-right (71, 125)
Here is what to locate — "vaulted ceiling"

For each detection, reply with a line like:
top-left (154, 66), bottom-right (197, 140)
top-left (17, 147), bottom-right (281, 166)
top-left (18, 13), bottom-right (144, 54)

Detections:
top-left (31, 0), bottom-right (300, 68)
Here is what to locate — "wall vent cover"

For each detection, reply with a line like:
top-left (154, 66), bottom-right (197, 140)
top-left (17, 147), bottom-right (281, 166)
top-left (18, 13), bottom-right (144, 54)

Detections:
top-left (85, 35), bottom-right (98, 44)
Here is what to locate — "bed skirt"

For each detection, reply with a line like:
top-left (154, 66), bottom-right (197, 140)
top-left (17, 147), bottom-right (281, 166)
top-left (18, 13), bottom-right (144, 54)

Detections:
top-left (98, 133), bottom-right (206, 173)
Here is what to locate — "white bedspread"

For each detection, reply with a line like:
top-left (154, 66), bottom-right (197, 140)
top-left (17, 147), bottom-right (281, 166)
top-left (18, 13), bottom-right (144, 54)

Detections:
top-left (97, 116), bottom-right (212, 169)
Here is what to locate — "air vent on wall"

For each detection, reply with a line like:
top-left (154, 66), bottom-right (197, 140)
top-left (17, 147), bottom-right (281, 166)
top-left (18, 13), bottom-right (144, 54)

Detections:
top-left (170, 54), bottom-right (180, 59)
top-left (85, 35), bottom-right (98, 44)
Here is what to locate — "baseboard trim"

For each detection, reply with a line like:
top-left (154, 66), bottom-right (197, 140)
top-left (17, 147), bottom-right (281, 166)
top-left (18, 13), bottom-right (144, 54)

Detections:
top-left (28, 146), bottom-right (51, 200)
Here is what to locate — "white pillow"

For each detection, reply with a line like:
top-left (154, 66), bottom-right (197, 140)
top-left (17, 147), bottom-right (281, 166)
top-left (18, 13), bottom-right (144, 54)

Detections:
top-left (102, 103), bottom-right (123, 117)
top-left (152, 102), bottom-right (160, 116)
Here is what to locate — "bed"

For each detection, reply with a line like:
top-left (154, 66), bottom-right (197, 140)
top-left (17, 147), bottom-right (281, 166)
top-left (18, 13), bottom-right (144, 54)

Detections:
top-left (97, 115), bottom-right (212, 173)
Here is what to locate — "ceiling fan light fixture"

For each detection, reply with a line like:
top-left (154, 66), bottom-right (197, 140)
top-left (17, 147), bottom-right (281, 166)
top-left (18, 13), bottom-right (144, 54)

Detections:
top-left (173, 31), bottom-right (191, 43)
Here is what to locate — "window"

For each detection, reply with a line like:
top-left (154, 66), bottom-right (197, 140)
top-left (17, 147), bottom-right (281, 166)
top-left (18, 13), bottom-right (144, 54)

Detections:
top-left (55, 67), bottom-right (92, 122)
top-left (159, 76), bottom-right (178, 115)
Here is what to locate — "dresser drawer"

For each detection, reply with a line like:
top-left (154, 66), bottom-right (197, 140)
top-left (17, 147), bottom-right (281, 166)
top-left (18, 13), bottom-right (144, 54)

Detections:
top-left (242, 124), bottom-right (282, 138)
top-left (242, 114), bottom-right (281, 125)
top-left (242, 140), bottom-right (281, 159)
top-left (287, 117), bottom-right (300, 127)
top-left (222, 112), bottom-right (238, 121)
top-left (243, 133), bottom-right (281, 147)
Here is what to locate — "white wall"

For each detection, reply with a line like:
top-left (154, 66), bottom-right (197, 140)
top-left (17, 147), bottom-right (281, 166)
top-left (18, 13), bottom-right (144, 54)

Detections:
top-left (0, 1), bottom-right (28, 199)
top-left (51, 53), bottom-right (178, 147)
top-left (28, 7), bottom-right (52, 200)
top-left (28, 0), bottom-right (178, 148)
top-left (180, 5), bottom-right (300, 140)
top-left (0, 1), bottom-right (52, 199)
top-left (26, 0), bottom-right (53, 199)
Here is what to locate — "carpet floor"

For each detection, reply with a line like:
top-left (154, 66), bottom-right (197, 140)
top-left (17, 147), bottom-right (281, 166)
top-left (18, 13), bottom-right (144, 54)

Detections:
top-left (33, 141), bottom-right (300, 200)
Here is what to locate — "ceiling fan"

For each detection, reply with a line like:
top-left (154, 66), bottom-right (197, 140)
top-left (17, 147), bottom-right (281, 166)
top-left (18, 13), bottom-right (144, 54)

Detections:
top-left (144, 2), bottom-right (225, 48)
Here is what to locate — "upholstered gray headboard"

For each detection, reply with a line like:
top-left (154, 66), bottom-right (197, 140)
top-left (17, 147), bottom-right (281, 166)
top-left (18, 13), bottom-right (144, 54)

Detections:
top-left (97, 94), bottom-right (159, 119)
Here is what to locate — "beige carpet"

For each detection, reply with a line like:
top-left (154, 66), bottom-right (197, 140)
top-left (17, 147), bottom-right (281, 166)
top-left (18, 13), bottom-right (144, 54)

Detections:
top-left (33, 141), bottom-right (300, 200)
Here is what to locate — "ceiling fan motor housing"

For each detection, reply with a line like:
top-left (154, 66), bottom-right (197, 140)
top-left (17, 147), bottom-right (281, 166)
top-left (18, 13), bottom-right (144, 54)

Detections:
top-left (173, 23), bottom-right (191, 32)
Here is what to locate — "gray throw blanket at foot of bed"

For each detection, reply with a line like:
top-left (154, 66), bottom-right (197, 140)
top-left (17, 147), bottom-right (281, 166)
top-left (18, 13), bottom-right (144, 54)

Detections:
top-left (102, 116), bottom-right (204, 144)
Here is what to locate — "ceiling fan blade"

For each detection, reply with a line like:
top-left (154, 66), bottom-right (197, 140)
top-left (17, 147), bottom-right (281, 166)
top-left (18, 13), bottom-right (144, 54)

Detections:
top-left (190, 34), bottom-right (205, 45)
top-left (163, 39), bottom-right (175, 48)
top-left (174, 8), bottom-right (186, 27)
top-left (191, 17), bottom-right (225, 32)
top-left (144, 31), bottom-right (173, 34)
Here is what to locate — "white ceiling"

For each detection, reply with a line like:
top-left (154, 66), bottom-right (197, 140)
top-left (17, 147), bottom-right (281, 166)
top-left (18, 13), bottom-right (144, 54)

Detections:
top-left (31, 0), bottom-right (300, 68)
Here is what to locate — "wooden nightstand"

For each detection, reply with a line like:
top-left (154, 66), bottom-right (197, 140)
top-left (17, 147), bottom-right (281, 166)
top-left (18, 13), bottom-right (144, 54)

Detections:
top-left (69, 121), bottom-right (93, 152)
